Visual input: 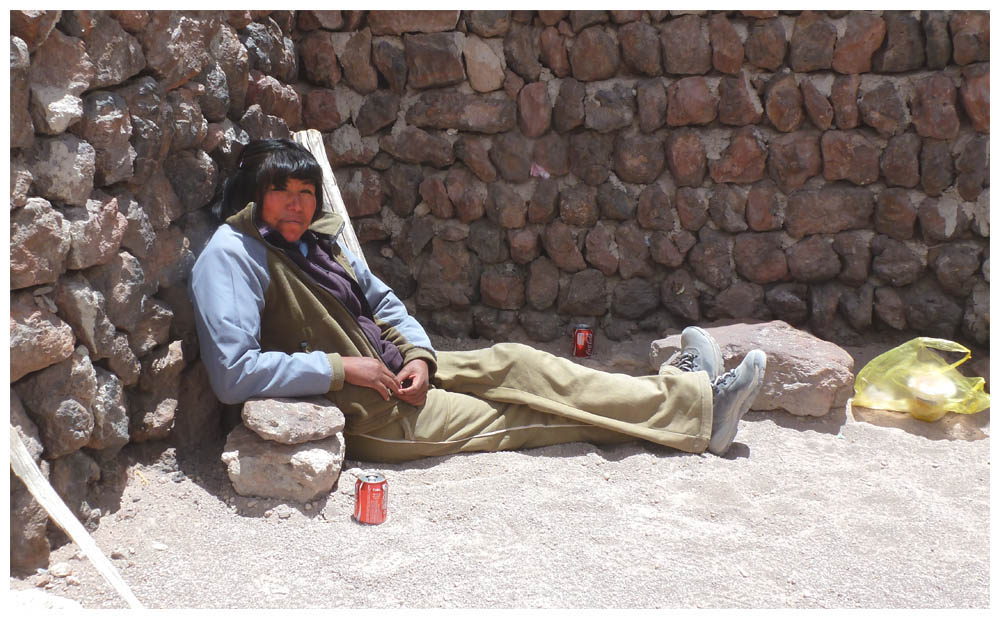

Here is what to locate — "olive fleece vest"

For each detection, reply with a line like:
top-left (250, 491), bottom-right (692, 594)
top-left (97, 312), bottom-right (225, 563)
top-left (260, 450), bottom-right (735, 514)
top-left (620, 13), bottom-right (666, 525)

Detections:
top-left (227, 204), bottom-right (436, 433)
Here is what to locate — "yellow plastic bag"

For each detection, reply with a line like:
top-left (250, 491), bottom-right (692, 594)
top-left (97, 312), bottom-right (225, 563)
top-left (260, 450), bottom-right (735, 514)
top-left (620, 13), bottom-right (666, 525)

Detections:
top-left (853, 337), bottom-right (990, 422)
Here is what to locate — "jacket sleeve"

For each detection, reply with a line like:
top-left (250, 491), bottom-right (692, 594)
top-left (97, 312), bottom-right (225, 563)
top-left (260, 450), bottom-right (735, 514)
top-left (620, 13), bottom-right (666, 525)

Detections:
top-left (338, 242), bottom-right (438, 374)
top-left (190, 227), bottom-right (340, 404)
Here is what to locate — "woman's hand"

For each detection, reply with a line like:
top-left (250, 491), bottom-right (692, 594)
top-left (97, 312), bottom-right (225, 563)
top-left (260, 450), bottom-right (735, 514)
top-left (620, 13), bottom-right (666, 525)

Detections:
top-left (395, 359), bottom-right (430, 407)
top-left (342, 357), bottom-right (401, 401)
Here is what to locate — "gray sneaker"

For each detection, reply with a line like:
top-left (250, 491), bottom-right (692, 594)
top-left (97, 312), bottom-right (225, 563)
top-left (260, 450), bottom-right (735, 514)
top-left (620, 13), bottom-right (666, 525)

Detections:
top-left (707, 349), bottom-right (766, 456)
top-left (660, 326), bottom-right (723, 381)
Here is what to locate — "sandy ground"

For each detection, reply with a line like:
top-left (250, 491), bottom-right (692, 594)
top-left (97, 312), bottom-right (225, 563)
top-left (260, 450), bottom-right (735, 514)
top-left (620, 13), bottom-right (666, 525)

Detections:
top-left (8, 331), bottom-right (991, 609)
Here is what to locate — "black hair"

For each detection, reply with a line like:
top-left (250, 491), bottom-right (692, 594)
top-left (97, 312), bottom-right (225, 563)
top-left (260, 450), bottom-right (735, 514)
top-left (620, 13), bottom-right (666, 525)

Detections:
top-left (212, 138), bottom-right (325, 222)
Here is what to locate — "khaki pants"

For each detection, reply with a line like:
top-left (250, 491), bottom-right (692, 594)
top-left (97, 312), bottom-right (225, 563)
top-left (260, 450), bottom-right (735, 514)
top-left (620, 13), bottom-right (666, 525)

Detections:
top-left (345, 343), bottom-right (713, 463)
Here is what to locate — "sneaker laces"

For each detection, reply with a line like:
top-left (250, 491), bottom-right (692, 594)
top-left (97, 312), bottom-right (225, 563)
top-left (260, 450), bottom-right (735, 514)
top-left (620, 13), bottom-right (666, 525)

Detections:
top-left (670, 349), bottom-right (697, 372)
top-left (712, 368), bottom-right (738, 394)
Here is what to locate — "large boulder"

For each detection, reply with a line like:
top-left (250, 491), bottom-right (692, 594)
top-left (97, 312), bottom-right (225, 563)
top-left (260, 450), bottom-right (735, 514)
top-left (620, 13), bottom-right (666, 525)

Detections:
top-left (650, 320), bottom-right (855, 416)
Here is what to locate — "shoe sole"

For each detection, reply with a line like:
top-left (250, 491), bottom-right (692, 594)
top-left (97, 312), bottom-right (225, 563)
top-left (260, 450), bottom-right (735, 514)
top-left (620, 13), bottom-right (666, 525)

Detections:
top-left (682, 326), bottom-right (724, 381)
top-left (707, 350), bottom-right (766, 456)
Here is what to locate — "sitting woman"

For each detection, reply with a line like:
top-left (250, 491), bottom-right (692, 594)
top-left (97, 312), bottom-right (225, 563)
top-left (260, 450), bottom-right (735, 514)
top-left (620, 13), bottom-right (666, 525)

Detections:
top-left (189, 138), bottom-right (766, 463)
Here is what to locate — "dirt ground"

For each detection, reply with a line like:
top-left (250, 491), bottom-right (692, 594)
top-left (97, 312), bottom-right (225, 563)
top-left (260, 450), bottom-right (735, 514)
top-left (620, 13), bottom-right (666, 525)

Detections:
top-left (8, 329), bottom-right (992, 609)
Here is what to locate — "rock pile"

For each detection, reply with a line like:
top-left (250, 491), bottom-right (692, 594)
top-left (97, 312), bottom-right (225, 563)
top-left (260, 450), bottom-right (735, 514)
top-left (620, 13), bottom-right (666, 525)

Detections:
top-left (221, 397), bottom-right (347, 503)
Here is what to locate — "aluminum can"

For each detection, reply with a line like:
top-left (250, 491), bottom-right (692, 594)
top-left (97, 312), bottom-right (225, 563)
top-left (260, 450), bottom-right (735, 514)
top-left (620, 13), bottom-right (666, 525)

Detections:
top-left (573, 324), bottom-right (594, 358)
top-left (353, 472), bottom-right (388, 525)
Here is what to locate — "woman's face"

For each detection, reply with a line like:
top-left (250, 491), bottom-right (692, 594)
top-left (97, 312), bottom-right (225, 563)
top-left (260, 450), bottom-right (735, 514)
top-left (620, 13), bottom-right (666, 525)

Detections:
top-left (260, 177), bottom-right (317, 243)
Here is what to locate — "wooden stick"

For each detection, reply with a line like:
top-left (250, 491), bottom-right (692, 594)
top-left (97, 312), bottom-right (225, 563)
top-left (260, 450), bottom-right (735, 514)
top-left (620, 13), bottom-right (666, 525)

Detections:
top-left (9, 427), bottom-right (144, 609)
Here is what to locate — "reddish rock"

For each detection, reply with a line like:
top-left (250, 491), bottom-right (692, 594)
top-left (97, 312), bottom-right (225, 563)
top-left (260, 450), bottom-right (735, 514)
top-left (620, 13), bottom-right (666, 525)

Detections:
top-left (880, 133), bottom-right (921, 188)
top-left (404, 32), bottom-right (466, 89)
top-left (569, 26), bottom-right (620, 81)
top-left (303, 90), bottom-right (346, 132)
top-left (517, 82), bottom-right (552, 138)
top-left (689, 228), bottom-right (736, 290)
top-left (767, 130), bottom-right (822, 192)
top-left (765, 72), bottom-right (803, 132)
top-left (872, 12), bottom-right (925, 72)
top-left (372, 39), bottom-right (408, 94)
top-left (661, 268), bottom-right (701, 322)
top-left (486, 182), bottom-right (528, 229)
top-left (559, 184), bottom-right (599, 227)
top-left (297, 10), bottom-right (343, 31)
top-left (745, 17), bottom-right (787, 71)
top-left (324, 125), bottom-right (377, 168)
top-left (526, 257), bottom-right (560, 310)
top-left (246, 70), bottom-right (302, 129)
top-left (789, 11), bottom-right (836, 72)
top-left (464, 35), bottom-right (504, 93)
top-left (871, 237), bottom-right (925, 286)
top-left (380, 127), bottom-right (454, 168)
top-left (666, 130), bottom-right (707, 187)
top-left (10, 198), bottom-right (70, 289)
top-left (70, 91), bottom-right (134, 187)
top-left (786, 236), bottom-right (841, 283)
top-left (568, 131), bottom-right (614, 186)
top-left (533, 133), bottom-right (570, 178)
top-left (10, 10), bottom-right (60, 52)
top-left (874, 286), bottom-right (907, 329)
top-left (585, 222), bottom-right (620, 276)
top-left (613, 134), bottom-right (666, 184)
top-left (341, 168), bottom-right (382, 218)
top-left (537, 11), bottom-right (568, 26)
top-left (300, 31), bottom-right (342, 87)
top-left (950, 11), bottom-right (990, 65)
top-left (667, 77), bottom-right (718, 126)
top-left (858, 82), bottom-right (908, 137)
top-left (785, 186), bottom-right (875, 239)
top-left (709, 184), bottom-right (749, 233)
top-left (875, 188), bottom-right (916, 240)
top-left (821, 131), bottom-right (881, 185)
top-left (454, 135), bottom-right (497, 182)
top-left (27, 28), bottom-right (95, 135)
top-left (960, 63), bottom-right (989, 133)
top-left (368, 10), bottom-right (459, 35)
top-left (356, 90), bottom-right (400, 136)
top-left (616, 223), bottom-right (656, 279)
top-left (955, 135), bottom-right (989, 201)
top-left (800, 79), bottom-right (833, 131)
top-left (480, 266), bottom-right (525, 311)
top-left (406, 90), bottom-right (516, 134)
top-left (734, 232), bottom-right (789, 284)
top-left (528, 178), bottom-right (560, 224)
top-left (675, 187), bottom-right (709, 231)
top-left (82, 13), bottom-right (145, 90)
top-left (920, 139), bottom-right (954, 197)
top-left (918, 197), bottom-right (971, 242)
top-left (597, 183), bottom-right (634, 221)
top-left (923, 12), bottom-right (952, 69)
top-left (539, 27), bottom-right (571, 78)
top-left (552, 78), bottom-right (585, 134)
top-left (570, 11), bottom-right (609, 32)
top-left (338, 29), bottom-right (379, 94)
top-left (660, 15), bottom-right (712, 75)
top-left (504, 23), bottom-right (542, 81)
top-left (464, 10), bottom-right (511, 38)
top-left (420, 176), bottom-right (453, 219)
top-left (610, 11), bottom-right (642, 24)
top-left (709, 13), bottom-right (744, 75)
top-left (619, 21), bottom-right (662, 76)
top-left (558, 269), bottom-right (608, 316)
top-left (489, 132), bottom-right (533, 182)
top-left (648, 231), bottom-right (689, 268)
top-left (637, 79), bottom-right (667, 133)
top-left (911, 74), bottom-right (960, 140)
top-left (746, 180), bottom-right (784, 232)
top-left (543, 220), bottom-right (587, 272)
top-left (585, 83), bottom-right (635, 133)
top-left (932, 242), bottom-right (983, 297)
top-left (446, 166), bottom-right (487, 223)
top-left (636, 185), bottom-right (674, 231)
top-left (832, 12), bottom-right (886, 74)
top-left (611, 278), bottom-right (660, 320)
top-left (507, 228), bottom-right (540, 265)
top-left (710, 127), bottom-right (767, 184)
top-left (832, 231), bottom-right (874, 286)
top-left (27, 135), bottom-right (96, 207)
top-left (718, 72), bottom-right (764, 126)
top-left (830, 74), bottom-right (860, 129)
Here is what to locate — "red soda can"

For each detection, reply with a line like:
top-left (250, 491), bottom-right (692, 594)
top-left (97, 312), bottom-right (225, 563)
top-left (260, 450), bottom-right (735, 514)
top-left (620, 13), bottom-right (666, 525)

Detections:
top-left (353, 472), bottom-right (388, 525)
top-left (573, 324), bottom-right (594, 358)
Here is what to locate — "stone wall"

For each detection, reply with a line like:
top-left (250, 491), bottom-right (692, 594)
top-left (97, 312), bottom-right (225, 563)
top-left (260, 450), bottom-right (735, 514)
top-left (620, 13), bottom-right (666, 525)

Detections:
top-left (7, 10), bottom-right (990, 570)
